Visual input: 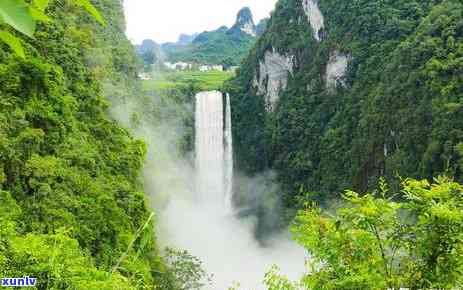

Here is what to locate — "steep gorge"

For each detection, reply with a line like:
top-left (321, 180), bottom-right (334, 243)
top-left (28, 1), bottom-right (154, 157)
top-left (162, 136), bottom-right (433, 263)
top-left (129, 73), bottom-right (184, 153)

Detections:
top-left (2, 0), bottom-right (463, 288)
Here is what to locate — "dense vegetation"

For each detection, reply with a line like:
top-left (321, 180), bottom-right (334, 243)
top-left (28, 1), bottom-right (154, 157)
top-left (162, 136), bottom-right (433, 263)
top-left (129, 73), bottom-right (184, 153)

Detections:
top-left (0, 0), bottom-right (181, 288)
top-left (136, 39), bottom-right (162, 71)
top-left (143, 71), bottom-right (234, 92)
top-left (164, 27), bottom-right (255, 67)
top-left (265, 177), bottom-right (463, 289)
top-left (226, 0), bottom-right (463, 207)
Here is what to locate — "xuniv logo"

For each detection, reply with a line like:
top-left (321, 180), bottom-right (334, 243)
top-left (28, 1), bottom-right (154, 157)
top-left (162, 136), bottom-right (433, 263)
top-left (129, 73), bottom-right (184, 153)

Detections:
top-left (1, 277), bottom-right (37, 287)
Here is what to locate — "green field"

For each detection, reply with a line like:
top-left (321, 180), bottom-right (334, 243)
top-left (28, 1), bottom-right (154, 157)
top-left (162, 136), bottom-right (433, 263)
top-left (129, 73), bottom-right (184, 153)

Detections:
top-left (142, 71), bottom-right (235, 92)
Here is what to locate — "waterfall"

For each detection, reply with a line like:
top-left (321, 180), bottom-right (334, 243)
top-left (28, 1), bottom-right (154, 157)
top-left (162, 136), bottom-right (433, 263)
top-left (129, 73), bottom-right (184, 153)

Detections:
top-left (195, 91), bottom-right (233, 210)
top-left (160, 91), bottom-right (305, 290)
top-left (224, 93), bottom-right (234, 211)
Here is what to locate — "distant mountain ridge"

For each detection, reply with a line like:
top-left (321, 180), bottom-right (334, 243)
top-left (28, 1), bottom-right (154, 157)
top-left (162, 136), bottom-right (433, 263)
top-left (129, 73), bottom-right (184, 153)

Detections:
top-left (177, 33), bottom-right (199, 45)
top-left (135, 39), bottom-right (163, 68)
top-left (136, 7), bottom-right (269, 67)
top-left (136, 39), bottom-right (161, 57)
top-left (161, 32), bottom-right (199, 52)
top-left (163, 7), bottom-right (267, 66)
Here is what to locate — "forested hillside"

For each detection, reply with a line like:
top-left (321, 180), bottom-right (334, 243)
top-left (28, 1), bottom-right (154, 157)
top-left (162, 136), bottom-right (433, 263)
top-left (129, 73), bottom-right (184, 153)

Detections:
top-left (226, 0), bottom-right (463, 206)
top-left (163, 7), bottom-right (267, 66)
top-left (0, 0), bottom-right (176, 288)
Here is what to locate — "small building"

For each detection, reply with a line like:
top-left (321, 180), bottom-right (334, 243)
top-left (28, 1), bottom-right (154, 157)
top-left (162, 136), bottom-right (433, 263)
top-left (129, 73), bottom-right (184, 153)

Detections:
top-left (163, 62), bottom-right (175, 70)
top-left (199, 65), bottom-right (210, 72)
top-left (199, 64), bottom-right (224, 72)
top-left (138, 72), bottom-right (152, 80)
top-left (211, 65), bottom-right (224, 71)
top-left (164, 61), bottom-right (193, 71)
top-left (175, 62), bottom-right (192, 70)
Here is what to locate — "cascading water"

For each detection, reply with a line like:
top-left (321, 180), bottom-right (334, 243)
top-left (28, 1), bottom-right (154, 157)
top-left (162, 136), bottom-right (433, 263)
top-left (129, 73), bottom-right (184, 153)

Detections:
top-left (224, 93), bottom-right (234, 211)
top-left (195, 91), bottom-right (233, 210)
top-left (157, 90), bottom-right (305, 289)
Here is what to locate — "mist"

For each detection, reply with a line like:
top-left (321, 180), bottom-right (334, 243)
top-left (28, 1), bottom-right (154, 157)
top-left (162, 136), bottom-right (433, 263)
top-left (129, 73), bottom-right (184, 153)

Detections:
top-left (109, 89), bottom-right (307, 289)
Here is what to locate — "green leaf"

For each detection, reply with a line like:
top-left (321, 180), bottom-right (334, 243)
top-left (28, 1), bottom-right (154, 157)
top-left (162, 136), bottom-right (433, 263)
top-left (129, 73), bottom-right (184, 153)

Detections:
top-left (74, 0), bottom-right (105, 25)
top-left (32, 0), bottom-right (49, 11)
top-left (0, 30), bottom-right (25, 58)
top-left (0, 0), bottom-right (36, 37)
top-left (29, 6), bottom-right (51, 22)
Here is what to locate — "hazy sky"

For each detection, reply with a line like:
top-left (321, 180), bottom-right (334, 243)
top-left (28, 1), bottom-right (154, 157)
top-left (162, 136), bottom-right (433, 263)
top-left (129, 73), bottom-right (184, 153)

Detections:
top-left (124, 0), bottom-right (278, 44)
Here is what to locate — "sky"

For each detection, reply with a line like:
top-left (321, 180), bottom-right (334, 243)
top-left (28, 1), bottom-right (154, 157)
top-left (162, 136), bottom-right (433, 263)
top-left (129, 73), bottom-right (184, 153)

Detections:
top-left (123, 0), bottom-right (278, 44)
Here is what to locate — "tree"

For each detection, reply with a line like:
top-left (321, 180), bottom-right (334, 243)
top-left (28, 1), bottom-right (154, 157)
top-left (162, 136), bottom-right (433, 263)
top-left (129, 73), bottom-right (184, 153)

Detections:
top-left (164, 248), bottom-right (212, 290)
top-left (266, 177), bottom-right (463, 289)
top-left (0, 0), bottom-right (174, 288)
top-left (142, 49), bottom-right (156, 65)
top-left (0, 0), bottom-right (104, 58)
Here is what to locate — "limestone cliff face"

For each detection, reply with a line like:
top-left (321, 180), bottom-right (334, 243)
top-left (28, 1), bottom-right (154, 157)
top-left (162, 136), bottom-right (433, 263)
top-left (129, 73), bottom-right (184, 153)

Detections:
top-left (326, 51), bottom-right (349, 89)
top-left (254, 49), bottom-right (294, 111)
top-left (245, 0), bottom-right (348, 110)
top-left (302, 0), bottom-right (324, 41)
top-left (229, 7), bottom-right (256, 36)
top-left (224, 0), bottom-right (357, 188)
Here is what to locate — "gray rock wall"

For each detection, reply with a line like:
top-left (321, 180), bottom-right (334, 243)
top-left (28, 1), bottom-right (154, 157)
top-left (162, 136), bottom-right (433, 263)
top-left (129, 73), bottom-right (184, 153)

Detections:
top-left (302, 0), bottom-right (325, 41)
top-left (254, 49), bottom-right (294, 111)
top-left (326, 51), bottom-right (349, 89)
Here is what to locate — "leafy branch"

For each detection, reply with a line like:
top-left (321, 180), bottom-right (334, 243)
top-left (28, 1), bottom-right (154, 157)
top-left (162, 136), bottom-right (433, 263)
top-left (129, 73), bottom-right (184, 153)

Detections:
top-left (0, 0), bottom-right (104, 58)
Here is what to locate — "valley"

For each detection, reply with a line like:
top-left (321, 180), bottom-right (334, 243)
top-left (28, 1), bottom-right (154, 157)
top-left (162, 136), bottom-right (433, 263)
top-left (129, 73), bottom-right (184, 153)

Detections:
top-left (1, 0), bottom-right (462, 289)
top-left (142, 70), bottom-right (235, 92)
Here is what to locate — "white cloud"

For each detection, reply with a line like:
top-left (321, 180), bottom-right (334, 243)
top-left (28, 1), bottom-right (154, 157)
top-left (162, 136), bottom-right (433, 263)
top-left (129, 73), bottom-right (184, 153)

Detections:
top-left (123, 0), bottom-right (278, 44)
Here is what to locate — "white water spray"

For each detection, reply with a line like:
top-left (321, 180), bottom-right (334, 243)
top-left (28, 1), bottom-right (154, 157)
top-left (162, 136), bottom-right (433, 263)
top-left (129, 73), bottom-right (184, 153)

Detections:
top-left (154, 90), bottom-right (306, 289)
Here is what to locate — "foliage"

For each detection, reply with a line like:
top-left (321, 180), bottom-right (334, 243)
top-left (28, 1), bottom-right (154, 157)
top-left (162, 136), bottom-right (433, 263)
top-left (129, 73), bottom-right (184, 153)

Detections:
top-left (0, 0), bottom-right (175, 288)
top-left (164, 248), bottom-right (213, 290)
top-left (0, 0), bottom-right (103, 58)
top-left (264, 265), bottom-right (300, 290)
top-left (266, 177), bottom-right (463, 289)
top-left (135, 39), bottom-right (162, 71)
top-left (3, 228), bottom-right (136, 289)
top-left (164, 26), bottom-right (257, 66)
top-left (142, 50), bottom-right (157, 67)
top-left (0, 30), bottom-right (25, 57)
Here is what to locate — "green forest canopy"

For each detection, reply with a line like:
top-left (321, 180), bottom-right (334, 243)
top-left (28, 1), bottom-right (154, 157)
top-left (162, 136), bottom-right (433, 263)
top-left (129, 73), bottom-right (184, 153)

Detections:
top-left (0, 0), bottom-right (179, 288)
